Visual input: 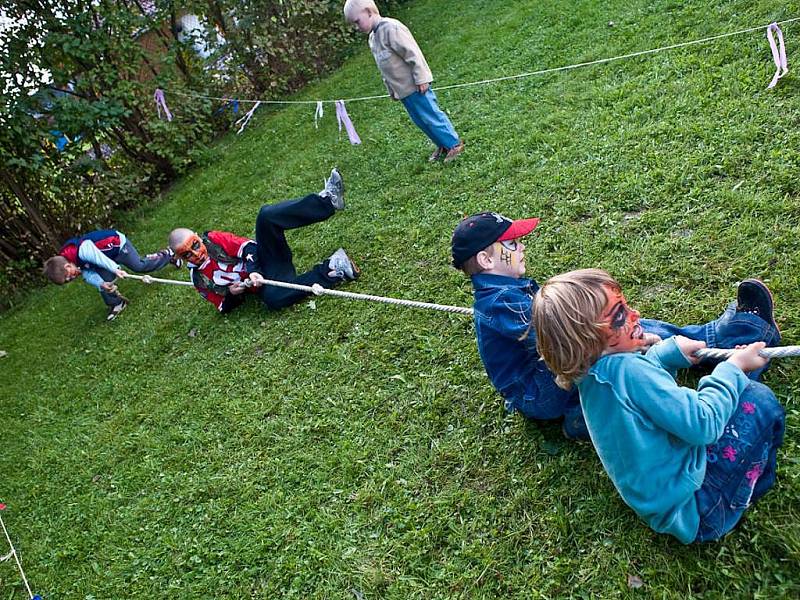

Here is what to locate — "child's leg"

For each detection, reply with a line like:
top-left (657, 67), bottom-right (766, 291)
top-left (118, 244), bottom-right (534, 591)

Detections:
top-left (116, 241), bottom-right (171, 272)
top-left (694, 382), bottom-right (785, 542)
top-left (641, 301), bottom-right (780, 380)
top-left (512, 365), bottom-right (589, 440)
top-left (400, 90), bottom-right (460, 149)
top-left (254, 194), bottom-right (336, 267)
top-left (97, 267), bottom-right (125, 307)
top-left (254, 194), bottom-right (341, 310)
top-left (641, 302), bottom-right (779, 347)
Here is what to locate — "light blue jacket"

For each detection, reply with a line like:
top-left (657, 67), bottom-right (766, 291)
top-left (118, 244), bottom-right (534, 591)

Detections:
top-left (578, 337), bottom-right (749, 543)
top-left (79, 233), bottom-right (127, 289)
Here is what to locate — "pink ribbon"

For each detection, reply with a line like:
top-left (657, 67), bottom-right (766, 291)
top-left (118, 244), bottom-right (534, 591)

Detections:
top-left (153, 88), bottom-right (173, 121)
top-left (767, 23), bottom-right (788, 89)
top-left (335, 100), bottom-right (361, 145)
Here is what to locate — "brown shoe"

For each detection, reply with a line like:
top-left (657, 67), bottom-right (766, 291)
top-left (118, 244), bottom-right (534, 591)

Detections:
top-left (428, 146), bottom-right (446, 162)
top-left (443, 140), bottom-right (465, 163)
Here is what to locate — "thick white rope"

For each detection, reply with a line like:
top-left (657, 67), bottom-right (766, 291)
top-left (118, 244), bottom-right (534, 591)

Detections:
top-left (695, 346), bottom-right (800, 360)
top-left (125, 274), bottom-right (800, 356)
top-left (169, 17), bottom-right (800, 106)
top-left (124, 273), bottom-right (474, 315)
top-left (0, 512), bottom-right (34, 599)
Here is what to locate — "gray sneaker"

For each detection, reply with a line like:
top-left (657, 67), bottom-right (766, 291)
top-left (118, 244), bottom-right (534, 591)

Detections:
top-left (320, 168), bottom-right (345, 210)
top-left (327, 248), bottom-right (359, 281)
top-left (106, 297), bottom-right (129, 321)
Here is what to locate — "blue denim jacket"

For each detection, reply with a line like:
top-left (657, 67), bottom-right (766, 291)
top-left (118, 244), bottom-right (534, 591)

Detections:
top-left (470, 274), bottom-right (547, 406)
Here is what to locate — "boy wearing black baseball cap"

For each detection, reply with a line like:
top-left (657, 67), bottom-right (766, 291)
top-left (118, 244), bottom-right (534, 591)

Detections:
top-left (451, 212), bottom-right (780, 440)
top-left (451, 211), bottom-right (589, 439)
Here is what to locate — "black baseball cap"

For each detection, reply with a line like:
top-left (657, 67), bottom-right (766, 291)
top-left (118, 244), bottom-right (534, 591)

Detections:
top-left (451, 211), bottom-right (540, 268)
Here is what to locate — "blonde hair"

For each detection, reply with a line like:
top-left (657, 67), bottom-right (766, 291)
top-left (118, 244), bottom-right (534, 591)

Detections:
top-left (343, 0), bottom-right (379, 20)
top-left (43, 255), bottom-right (69, 284)
top-left (533, 269), bottom-right (621, 389)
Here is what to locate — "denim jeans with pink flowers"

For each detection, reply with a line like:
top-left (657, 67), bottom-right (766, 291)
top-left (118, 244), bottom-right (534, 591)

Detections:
top-left (694, 381), bottom-right (785, 542)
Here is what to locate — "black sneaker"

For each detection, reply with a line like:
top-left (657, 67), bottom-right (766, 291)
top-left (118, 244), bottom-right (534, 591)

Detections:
top-left (106, 297), bottom-right (129, 321)
top-left (736, 279), bottom-right (779, 333)
top-left (320, 168), bottom-right (344, 210)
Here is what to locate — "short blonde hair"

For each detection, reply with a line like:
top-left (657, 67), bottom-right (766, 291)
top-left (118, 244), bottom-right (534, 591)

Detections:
top-left (343, 0), bottom-right (379, 20)
top-left (533, 269), bottom-right (621, 389)
top-left (43, 255), bottom-right (69, 284)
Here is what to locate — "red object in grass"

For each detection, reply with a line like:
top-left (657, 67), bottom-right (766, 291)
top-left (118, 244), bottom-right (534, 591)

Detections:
top-left (0, 503), bottom-right (6, 510)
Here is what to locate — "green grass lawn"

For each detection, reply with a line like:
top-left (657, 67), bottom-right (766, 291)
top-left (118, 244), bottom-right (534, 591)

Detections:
top-left (3, 0), bottom-right (800, 597)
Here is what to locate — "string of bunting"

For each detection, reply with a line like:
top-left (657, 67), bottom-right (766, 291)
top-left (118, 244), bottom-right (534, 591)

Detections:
top-left (153, 18), bottom-right (794, 137)
top-left (0, 503), bottom-right (41, 600)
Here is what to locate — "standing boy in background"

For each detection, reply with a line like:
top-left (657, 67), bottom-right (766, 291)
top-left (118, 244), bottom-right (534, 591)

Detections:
top-left (344, 0), bottom-right (465, 162)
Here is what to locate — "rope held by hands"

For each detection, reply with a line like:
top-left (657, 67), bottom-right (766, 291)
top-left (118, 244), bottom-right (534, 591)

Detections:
top-left (695, 346), bottom-right (800, 360)
top-left (126, 274), bottom-right (800, 354)
top-left (124, 273), bottom-right (474, 315)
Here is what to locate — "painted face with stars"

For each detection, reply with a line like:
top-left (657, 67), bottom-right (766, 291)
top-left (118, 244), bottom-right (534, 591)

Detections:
top-left (175, 233), bottom-right (208, 266)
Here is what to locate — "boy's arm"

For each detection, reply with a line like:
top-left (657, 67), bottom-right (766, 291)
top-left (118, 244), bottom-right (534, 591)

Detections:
top-left (386, 23), bottom-right (433, 86)
top-left (77, 239), bottom-right (120, 273)
top-left (190, 269), bottom-right (244, 313)
top-left (80, 268), bottom-right (106, 290)
top-left (621, 355), bottom-right (747, 445)
top-left (488, 289), bottom-right (536, 346)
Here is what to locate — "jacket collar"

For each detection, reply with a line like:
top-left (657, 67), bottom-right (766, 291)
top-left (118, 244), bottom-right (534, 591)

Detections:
top-left (470, 273), bottom-right (534, 290)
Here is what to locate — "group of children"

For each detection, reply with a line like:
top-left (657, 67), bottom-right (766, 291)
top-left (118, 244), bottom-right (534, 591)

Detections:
top-left (42, 1), bottom-right (789, 546)
top-left (44, 169), bottom-right (358, 319)
top-left (452, 211), bottom-right (785, 544)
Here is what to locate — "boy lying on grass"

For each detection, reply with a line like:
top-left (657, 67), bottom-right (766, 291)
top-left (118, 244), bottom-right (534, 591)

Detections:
top-left (43, 229), bottom-right (179, 321)
top-left (451, 212), bottom-right (781, 439)
top-left (168, 169), bottom-right (358, 314)
top-left (533, 268), bottom-right (785, 543)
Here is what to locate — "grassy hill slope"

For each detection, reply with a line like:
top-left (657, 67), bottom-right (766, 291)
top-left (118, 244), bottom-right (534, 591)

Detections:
top-left (2, 0), bottom-right (800, 597)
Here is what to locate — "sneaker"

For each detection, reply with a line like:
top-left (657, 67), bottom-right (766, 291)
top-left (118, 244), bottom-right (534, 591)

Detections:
top-left (163, 248), bottom-right (183, 269)
top-left (327, 248), bottom-right (360, 281)
top-left (320, 167), bottom-right (345, 210)
top-left (106, 297), bottom-right (129, 321)
top-left (443, 140), bottom-right (465, 163)
top-left (428, 146), bottom-right (446, 162)
top-left (736, 279), bottom-right (779, 333)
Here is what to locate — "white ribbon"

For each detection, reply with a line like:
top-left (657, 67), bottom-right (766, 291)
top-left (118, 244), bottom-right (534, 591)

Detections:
top-left (236, 101), bottom-right (262, 134)
top-left (767, 23), bottom-right (789, 88)
top-left (314, 101), bottom-right (324, 129)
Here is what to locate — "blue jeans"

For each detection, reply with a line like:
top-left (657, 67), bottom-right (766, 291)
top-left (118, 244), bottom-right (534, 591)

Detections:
top-left (521, 304), bottom-right (781, 440)
top-left (96, 241), bottom-right (172, 307)
top-left (695, 381), bottom-right (785, 542)
top-left (400, 89), bottom-right (460, 150)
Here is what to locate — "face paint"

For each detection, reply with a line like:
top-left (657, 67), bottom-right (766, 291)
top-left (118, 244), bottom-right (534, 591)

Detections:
top-left (64, 263), bottom-right (81, 282)
top-left (499, 239), bottom-right (519, 252)
top-left (489, 238), bottom-right (526, 278)
top-left (601, 286), bottom-right (646, 354)
top-left (175, 233), bottom-right (208, 265)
